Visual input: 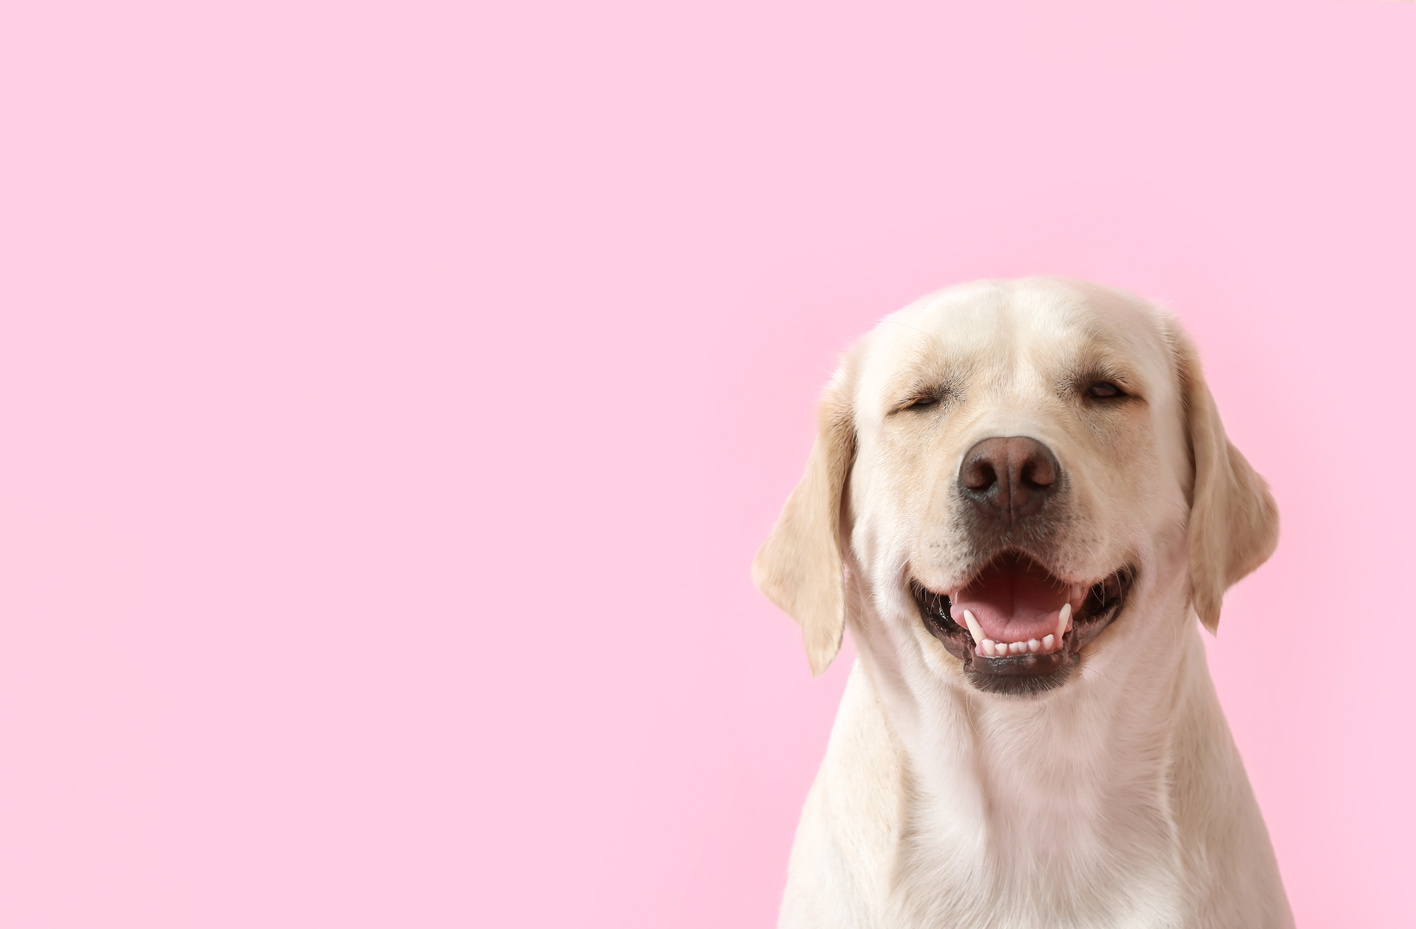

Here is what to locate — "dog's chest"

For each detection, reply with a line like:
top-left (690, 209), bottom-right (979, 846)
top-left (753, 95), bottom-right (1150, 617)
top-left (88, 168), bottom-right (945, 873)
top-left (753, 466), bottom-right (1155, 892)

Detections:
top-left (880, 693), bottom-right (1190, 926)
top-left (891, 791), bottom-right (1187, 928)
top-left (786, 663), bottom-right (1217, 928)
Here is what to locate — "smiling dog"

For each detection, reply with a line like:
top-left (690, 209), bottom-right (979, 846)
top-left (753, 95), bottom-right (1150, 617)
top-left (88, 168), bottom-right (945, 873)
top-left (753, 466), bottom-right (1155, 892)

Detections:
top-left (754, 278), bottom-right (1291, 928)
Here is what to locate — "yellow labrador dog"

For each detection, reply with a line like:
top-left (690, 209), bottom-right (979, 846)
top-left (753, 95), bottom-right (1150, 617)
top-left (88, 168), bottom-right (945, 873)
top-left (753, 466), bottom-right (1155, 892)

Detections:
top-left (754, 278), bottom-right (1291, 928)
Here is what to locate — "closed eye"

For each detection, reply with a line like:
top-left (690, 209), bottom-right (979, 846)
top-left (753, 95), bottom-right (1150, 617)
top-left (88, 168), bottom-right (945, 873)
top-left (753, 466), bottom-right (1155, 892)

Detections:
top-left (887, 379), bottom-right (953, 415)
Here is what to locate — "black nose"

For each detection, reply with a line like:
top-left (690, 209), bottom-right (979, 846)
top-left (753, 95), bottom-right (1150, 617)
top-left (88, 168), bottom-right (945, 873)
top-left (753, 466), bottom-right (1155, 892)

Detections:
top-left (957, 436), bottom-right (1061, 524)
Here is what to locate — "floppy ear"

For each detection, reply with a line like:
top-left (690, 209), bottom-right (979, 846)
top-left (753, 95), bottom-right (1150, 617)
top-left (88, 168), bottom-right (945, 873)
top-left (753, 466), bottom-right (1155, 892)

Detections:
top-left (752, 356), bottom-right (857, 676)
top-left (1172, 326), bottom-right (1279, 634)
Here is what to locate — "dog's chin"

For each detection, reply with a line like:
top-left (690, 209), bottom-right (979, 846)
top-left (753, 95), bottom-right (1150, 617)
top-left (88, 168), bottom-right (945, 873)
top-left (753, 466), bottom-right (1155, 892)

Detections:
top-left (910, 553), bottom-right (1135, 697)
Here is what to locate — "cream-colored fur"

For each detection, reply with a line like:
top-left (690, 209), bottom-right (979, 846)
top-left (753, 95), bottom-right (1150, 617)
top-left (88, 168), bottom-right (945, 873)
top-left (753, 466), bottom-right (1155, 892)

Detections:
top-left (753, 278), bottom-right (1290, 928)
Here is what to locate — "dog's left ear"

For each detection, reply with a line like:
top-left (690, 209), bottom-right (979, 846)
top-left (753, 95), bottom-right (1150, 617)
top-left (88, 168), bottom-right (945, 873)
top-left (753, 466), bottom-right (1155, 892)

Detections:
top-left (752, 352), bottom-right (858, 677)
top-left (1171, 324), bottom-right (1279, 634)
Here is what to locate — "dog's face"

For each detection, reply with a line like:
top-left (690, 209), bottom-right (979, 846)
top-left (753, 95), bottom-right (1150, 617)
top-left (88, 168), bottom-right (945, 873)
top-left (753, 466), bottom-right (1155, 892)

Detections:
top-left (754, 278), bottom-right (1278, 696)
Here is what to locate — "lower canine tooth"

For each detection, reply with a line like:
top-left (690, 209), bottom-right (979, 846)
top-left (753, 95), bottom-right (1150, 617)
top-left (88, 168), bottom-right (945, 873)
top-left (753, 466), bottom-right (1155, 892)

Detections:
top-left (1055, 603), bottom-right (1071, 639)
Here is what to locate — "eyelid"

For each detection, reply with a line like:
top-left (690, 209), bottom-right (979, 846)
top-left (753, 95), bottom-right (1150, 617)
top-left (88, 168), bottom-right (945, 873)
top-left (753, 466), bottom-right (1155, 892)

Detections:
top-left (1085, 378), bottom-right (1135, 399)
top-left (889, 376), bottom-right (957, 414)
top-left (893, 390), bottom-right (945, 413)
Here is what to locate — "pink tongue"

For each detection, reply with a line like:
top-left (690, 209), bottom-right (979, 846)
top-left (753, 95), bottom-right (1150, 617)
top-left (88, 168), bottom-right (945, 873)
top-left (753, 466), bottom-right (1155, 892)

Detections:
top-left (953, 556), bottom-right (1067, 642)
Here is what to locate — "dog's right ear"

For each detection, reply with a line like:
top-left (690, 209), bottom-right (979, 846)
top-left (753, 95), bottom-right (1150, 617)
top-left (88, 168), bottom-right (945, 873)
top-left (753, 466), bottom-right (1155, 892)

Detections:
top-left (752, 354), bottom-right (858, 677)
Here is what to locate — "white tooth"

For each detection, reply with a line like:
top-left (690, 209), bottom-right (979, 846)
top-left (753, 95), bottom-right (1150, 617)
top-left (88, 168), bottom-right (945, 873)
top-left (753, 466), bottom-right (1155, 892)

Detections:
top-left (1027, 639), bottom-right (1040, 653)
top-left (1042, 634), bottom-right (1055, 651)
top-left (1055, 603), bottom-right (1071, 639)
top-left (1009, 641), bottom-right (1027, 655)
top-left (962, 609), bottom-right (985, 643)
top-left (980, 639), bottom-right (996, 657)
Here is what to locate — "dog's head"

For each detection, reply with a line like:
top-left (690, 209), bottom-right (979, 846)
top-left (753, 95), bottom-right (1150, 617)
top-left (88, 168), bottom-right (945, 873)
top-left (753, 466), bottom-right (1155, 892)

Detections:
top-left (753, 278), bottom-right (1277, 696)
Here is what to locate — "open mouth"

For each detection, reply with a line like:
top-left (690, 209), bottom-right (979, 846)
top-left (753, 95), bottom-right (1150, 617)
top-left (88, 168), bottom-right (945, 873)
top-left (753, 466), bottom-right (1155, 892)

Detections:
top-left (910, 552), bottom-right (1134, 695)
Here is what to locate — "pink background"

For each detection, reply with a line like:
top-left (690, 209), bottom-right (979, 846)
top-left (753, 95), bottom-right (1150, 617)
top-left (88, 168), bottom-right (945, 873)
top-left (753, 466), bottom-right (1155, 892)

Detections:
top-left (1, 1), bottom-right (1412, 926)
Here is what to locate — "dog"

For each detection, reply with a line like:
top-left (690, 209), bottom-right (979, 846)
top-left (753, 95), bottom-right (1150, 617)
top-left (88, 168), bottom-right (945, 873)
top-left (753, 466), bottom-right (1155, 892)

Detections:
top-left (753, 278), bottom-right (1292, 928)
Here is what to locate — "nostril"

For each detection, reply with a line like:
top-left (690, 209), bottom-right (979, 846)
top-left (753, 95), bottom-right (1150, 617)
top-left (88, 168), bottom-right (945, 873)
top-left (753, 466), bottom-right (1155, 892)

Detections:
top-left (1021, 456), bottom-right (1056, 488)
top-left (963, 460), bottom-right (997, 492)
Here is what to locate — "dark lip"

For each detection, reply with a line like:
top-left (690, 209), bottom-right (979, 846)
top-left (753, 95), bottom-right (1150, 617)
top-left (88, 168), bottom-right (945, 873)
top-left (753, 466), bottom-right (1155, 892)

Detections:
top-left (910, 560), bottom-right (1135, 696)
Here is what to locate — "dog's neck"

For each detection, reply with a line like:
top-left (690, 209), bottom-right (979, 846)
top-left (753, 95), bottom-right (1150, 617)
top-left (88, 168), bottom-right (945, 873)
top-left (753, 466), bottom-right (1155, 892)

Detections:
top-left (847, 572), bottom-right (1226, 897)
